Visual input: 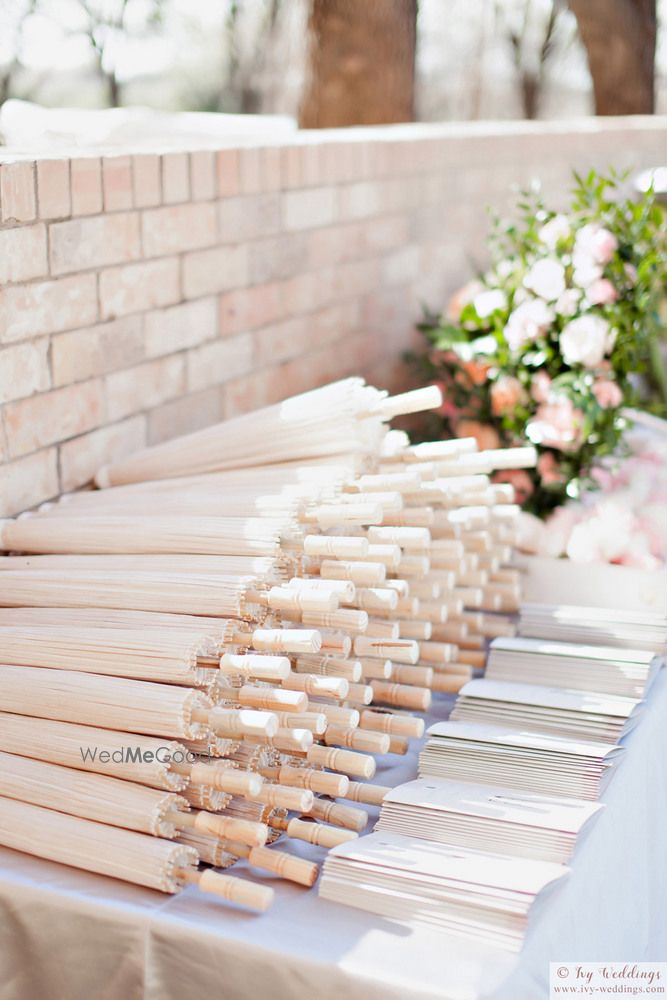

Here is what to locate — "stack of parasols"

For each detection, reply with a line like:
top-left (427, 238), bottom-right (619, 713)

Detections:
top-left (0, 377), bottom-right (535, 912)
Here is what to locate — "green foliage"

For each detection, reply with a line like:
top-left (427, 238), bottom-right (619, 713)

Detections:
top-left (413, 169), bottom-right (667, 517)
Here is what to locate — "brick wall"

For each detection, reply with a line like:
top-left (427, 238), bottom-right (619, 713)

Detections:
top-left (1, 116), bottom-right (666, 515)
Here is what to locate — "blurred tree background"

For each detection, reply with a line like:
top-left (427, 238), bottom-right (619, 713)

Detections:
top-left (0, 0), bottom-right (664, 123)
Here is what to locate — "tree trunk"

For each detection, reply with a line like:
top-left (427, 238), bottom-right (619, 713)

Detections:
top-left (299, 0), bottom-right (417, 128)
top-left (568, 0), bottom-right (656, 114)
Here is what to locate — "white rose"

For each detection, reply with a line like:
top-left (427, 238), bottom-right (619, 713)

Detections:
top-left (524, 259), bottom-right (566, 301)
top-left (555, 288), bottom-right (581, 317)
top-left (473, 288), bottom-right (507, 318)
top-left (504, 298), bottom-right (554, 351)
top-left (560, 314), bottom-right (613, 368)
top-left (572, 250), bottom-right (603, 289)
top-left (538, 214), bottom-right (571, 249)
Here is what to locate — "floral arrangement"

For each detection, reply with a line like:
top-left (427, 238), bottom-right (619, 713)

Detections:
top-left (517, 415), bottom-right (667, 570)
top-left (411, 170), bottom-right (667, 517)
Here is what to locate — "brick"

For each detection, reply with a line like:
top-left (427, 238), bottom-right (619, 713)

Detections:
top-left (219, 283), bottom-right (285, 336)
top-left (223, 368), bottom-right (276, 418)
top-left (132, 155), bottom-right (161, 208)
top-left (141, 202), bottom-right (217, 257)
top-left (52, 316), bottom-right (146, 386)
top-left (217, 194), bottom-right (281, 242)
top-left (312, 300), bottom-right (361, 345)
top-left (0, 274), bottom-right (97, 343)
top-left (182, 245), bottom-right (248, 299)
top-left (144, 298), bottom-right (217, 358)
top-left (106, 355), bottom-right (185, 421)
top-left (255, 316), bottom-right (311, 366)
top-left (50, 213), bottom-right (141, 275)
top-left (338, 181), bottom-right (383, 221)
top-left (0, 339), bottom-right (50, 404)
top-left (0, 161), bottom-right (36, 222)
top-left (190, 151), bottom-right (216, 201)
top-left (307, 223), bottom-right (363, 268)
top-left (0, 225), bottom-right (48, 284)
top-left (36, 159), bottom-right (70, 219)
top-left (5, 380), bottom-right (105, 458)
top-left (0, 448), bottom-right (59, 517)
top-left (281, 268), bottom-right (336, 314)
top-left (148, 386), bottom-right (224, 445)
top-left (102, 155), bottom-right (133, 211)
top-left (249, 234), bottom-right (308, 285)
top-left (70, 158), bottom-right (103, 215)
top-left (216, 149), bottom-right (240, 197)
top-left (280, 146), bottom-right (303, 190)
top-left (360, 214), bottom-right (410, 253)
top-left (284, 186), bottom-right (337, 231)
top-left (239, 147), bottom-right (262, 195)
top-left (186, 332), bottom-right (254, 392)
top-left (59, 415), bottom-right (146, 492)
top-left (99, 257), bottom-right (180, 320)
top-left (162, 152), bottom-right (190, 204)
top-left (301, 144), bottom-right (322, 187)
top-left (262, 147), bottom-right (282, 192)
top-left (334, 259), bottom-right (381, 299)
top-left (382, 244), bottom-right (421, 285)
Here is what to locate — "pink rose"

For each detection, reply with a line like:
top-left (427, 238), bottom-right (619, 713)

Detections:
top-left (531, 370), bottom-right (552, 403)
top-left (490, 375), bottom-right (526, 416)
top-left (624, 263), bottom-right (638, 285)
top-left (592, 378), bottom-right (623, 409)
top-left (455, 419), bottom-right (501, 451)
top-left (587, 278), bottom-right (618, 306)
top-left (493, 469), bottom-right (534, 505)
top-left (575, 224), bottom-right (618, 265)
top-left (526, 395), bottom-right (584, 451)
top-left (537, 451), bottom-right (566, 486)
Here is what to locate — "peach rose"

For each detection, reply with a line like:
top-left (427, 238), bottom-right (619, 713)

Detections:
top-left (490, 375), bottom-right (526, 416)
top-left (446, 280), bottom-right (484, 321)
top-left (537, 451), bottom-right (566, 486)
top-left (493, 468), bottom-right (534, 505)
top-left (526, 395), bottom-right (585, 451)
top-left (592, 378), bottom-right (623, 409)
top-left (531, 370), bottom-right (552, 403)
top-left (455, 419), bottom-right (501, 451)
top-left (461, 358), bottom-right (490, 386)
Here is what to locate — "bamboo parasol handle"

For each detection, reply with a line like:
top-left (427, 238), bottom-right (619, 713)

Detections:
top-left (303, 799), bottom-right (368, 833)
top-left (178, 868), bottom-right (274, 912)
top-left (223, 841), bottom-right (319, 888)
top-left (283, 818), bottom-right (358, 849)
top-left (181, 762), bottom-right (263, 797)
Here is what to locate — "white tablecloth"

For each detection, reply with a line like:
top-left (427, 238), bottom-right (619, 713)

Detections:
top-left (1, 673), bottom-right (666, 1000)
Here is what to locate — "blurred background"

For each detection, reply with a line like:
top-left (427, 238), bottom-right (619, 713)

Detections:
top-left (0, 0), bottom-right (664, 129)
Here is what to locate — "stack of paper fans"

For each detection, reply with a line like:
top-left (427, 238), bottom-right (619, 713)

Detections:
top-left (518, 603), bottom-right (667, 653)
top-left (485, 637), bottom-right (659, 698)
top-left (321, 584), bottom-right (664, 945)
top-left (375, 776), bottom-right (602, 864)
top-left (0, 377), bottom-right (534, 909)
top-left (418, 721), bottom-right (621, 800)
top-left (317, 829), bottom-right (567, 950)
